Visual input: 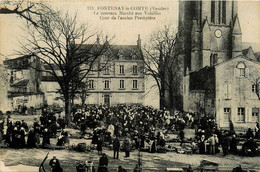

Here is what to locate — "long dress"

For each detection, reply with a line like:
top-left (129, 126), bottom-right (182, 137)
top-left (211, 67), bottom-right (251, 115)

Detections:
top-left (27, 130), bottom-right (36, 148)
top-left (150, 140), bottom-right (157, 153)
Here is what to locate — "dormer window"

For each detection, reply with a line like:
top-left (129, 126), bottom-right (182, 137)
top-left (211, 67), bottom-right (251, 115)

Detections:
top-left (237, 62), bottom-right (246, 77)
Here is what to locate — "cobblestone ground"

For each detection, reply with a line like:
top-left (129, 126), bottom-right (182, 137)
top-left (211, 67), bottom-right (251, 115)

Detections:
top-left (1, 145), bottom-right (260, 172)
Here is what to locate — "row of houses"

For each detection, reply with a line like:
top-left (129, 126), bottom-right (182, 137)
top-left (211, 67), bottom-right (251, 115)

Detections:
top-left (3, 36), bottom-right (145, 110)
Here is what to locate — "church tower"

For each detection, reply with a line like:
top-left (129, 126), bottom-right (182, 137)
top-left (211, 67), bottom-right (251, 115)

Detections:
top-left (178, 0), bottom-right (242, 73)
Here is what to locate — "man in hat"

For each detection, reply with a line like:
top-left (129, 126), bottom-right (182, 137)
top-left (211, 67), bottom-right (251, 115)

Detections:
top-left (113, 136), bottom-right (120, 159)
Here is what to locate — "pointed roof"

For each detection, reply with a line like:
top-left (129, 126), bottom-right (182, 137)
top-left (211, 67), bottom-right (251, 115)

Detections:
top-left (242, 46), bottom-right (251, 55)
top-left (232, 15), bottom-right (242, 35)
top-left (202, 18), bottom-right (211, 33)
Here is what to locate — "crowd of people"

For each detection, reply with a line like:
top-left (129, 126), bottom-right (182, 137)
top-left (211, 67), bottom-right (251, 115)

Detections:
top-left (193, 118), bottom-right (260, 156)
top-left (0, 107), bottom-right (67, 149)
top-left (0, 104), bottom-right (259, 171)
top-left (72, 104), bottom-right (192, 155)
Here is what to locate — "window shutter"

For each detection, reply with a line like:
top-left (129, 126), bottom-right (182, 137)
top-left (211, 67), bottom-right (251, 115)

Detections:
top-left (233, 68), bottom-right (239, 77)
top-left (245, 68), bottom-right (249, 78)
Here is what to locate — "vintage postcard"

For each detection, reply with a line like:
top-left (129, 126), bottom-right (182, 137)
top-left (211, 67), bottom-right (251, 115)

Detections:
top-left (0, 0), bottom-right (260, 171)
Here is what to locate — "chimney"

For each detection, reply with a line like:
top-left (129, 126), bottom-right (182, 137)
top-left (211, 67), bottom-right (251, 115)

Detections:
top-left (137, 34), bottom-right (141, 48)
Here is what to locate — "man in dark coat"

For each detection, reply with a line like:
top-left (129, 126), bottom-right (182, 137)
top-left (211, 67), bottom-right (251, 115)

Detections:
top-left (113, 136), bottom-right (120, 159)
top-left (230, 134), bottom-right (238, 154)
top-left (98, 153), bottom-right (108, 172)
top-left (246, 128), bottom-right (254, 139)
top-left (179, 130), bottom-right (185, 146)
top-left (42, 128), bottom-right (50, 148)
top-left (221, 132), bottom-right (230, 156)
top-left (97, 137), bottom-right (103, 155)
top-left (49, 156), bottom-right (63, 172)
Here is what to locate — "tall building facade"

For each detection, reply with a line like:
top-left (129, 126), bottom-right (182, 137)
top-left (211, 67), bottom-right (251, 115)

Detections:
top-left (3, 55), bottom-right (44, 110)
top-left (181, 0), bottom-right (260, 130)
top-left (84, 37), bottom-right (145, 106)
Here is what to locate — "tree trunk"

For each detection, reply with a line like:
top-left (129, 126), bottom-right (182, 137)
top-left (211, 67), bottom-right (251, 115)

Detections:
top-left (159, 90), bottom-right (165, 110)
top-left (169, 87), bottom-right (175, 115)
top-left (64, 94), bottom-right (71, 126)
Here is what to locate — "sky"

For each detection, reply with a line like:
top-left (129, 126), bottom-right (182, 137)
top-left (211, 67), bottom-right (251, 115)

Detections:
top-left (0, 0), bottom-right (260, 60)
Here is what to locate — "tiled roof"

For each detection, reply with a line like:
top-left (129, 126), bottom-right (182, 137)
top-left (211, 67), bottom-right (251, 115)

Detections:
top-left (110, 45), bottom-right (141, 60)
top-left (77, 44), bottom-right (141, 60)
top-left (11, 79), bottom-right (29, 87)
top-left (4, 55), bottom-right (32, 69)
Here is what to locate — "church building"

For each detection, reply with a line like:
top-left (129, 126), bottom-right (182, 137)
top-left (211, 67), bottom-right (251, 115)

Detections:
top-left (180, 0), bottom-right (260, 130)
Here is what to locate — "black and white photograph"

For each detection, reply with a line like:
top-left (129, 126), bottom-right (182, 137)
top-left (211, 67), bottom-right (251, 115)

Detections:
top-left (0, 0), bottom-right (260, 171)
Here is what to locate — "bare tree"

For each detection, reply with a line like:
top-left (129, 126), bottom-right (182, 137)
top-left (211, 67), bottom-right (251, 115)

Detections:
top-left (19, 10), bottom-right (111, 125)
top-left (140, 25), bottom-right (183, 111)
top-left (0, 0), bottom-right (52, 26)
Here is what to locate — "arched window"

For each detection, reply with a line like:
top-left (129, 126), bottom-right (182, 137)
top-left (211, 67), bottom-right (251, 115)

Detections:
top-left (237, 62), bottom-right (246, 77)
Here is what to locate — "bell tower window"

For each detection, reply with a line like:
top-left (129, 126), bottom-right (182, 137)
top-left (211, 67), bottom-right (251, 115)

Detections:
top-left (211, 1), bottom-right (226, 25)
top-left (210, 53), bottom-right (218, 66)
top-left (222, 1), bottom-right (226, 24)
top-left (211, 1), bottom-right (215, 23)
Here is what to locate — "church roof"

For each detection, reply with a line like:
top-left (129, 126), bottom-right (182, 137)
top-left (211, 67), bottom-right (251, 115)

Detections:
top-left (215, 54), bottom-right (260, 67)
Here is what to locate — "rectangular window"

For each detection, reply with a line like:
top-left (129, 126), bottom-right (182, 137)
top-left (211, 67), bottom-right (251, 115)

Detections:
top-left (211, 1), bottom-right (215, 23)
top-left (88, 80), bottom-right (94, 89)
top-left (239, 68), bottom-right (245, 76)
top-left (120, 80), bottom-right (125, 89)
top-left (133, 65), bottom-right (138, 75)
top-left (133, 80), bottom-right (138, 89)
top-left (104, 95), bottom-right (110, 106)
top-left (252, 85), bottom-right (256, 93)
top-left (104, 80), bottom-right (110, 89)
top-left (252, 108), bottom-right (259, 122)
top-left (238, 107), bottom-right (245, 122)
top-left (218, 1), bottom-right (221, 24)
top-left (252, 84), bottom-right (259, 93)
top-left (224, 108), bottom-right (231, 122)
top-left (119, 65), bottom-right (124, 74)
top-left (104, 66), bottom-right (110, 75)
